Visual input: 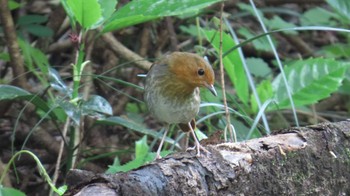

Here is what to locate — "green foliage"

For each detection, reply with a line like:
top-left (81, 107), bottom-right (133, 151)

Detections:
top-left (301, 7), bottom-right (338, 26)
top-left (251, 80), bottom-right (273, 113)
top-left (0, 187), bottom-right (25, 196)
top-left (202, 29), bottom-right (249, 105)
top-left (238, 27), bottom-right (272, 52)
top-left (326, 0), bottom-right (350, 24)
top-left (272, 58), bottom-right (350, 109)
top-left (103, 0), bottom-right (222, 32)
top-left (245, 57), bottom-right (271, 78)
top-left (106, 136), bottom-right (171, 173)
top-left (61, 0), bottom-right (117, 29)
top-left (0, 150), bottom-right (67, 195)
top-left (0, 85), bottom-right (60, 119)
top-left (17, 14), bottom-right (53, 37)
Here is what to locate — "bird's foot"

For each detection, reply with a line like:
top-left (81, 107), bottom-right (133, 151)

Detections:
top-left (187, 144), bottom-right (210, 157)
top-left (155, 153), bottom-right (162, 160)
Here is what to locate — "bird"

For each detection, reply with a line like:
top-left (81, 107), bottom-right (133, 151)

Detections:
top-left (144, 52), bottom-right (217, 159)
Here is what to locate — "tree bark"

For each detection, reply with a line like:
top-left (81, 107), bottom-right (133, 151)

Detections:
top-left (65, 120), bottom-right (350, 195)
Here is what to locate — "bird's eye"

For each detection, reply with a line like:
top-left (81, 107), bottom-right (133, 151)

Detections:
top-left (198, 69), bottom-right (205, 76)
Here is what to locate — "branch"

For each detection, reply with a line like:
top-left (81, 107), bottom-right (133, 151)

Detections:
top-left (0, 0), bottom-right (29, 89)
top-left (101, 33), bottom-right (152, 70)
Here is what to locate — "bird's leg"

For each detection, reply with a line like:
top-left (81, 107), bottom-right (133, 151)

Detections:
top-left (155, 126), bottom-right (169, 159)
top-left (188, 122), bottom-right (210, 157)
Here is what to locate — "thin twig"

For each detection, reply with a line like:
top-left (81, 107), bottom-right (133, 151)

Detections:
top-left (218, 2), bottom-right (234, 142)
top-left (50, 118), bottom-right (70, 196)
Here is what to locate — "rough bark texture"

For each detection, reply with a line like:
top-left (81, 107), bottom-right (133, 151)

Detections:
top-left (65, 120), bottom-right (350, 195)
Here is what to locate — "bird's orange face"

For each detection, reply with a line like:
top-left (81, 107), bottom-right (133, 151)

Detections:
top-left (167, 52), bottom-right (217, 96)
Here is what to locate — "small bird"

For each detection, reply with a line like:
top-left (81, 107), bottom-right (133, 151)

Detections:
top-left (144, 52), bottom-right (217, 159)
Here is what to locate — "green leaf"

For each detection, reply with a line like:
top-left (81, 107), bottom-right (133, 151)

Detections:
top-left (22, 24), bottom-right (54, 37)
top-left (0, 187), bottom-right (25, 196)
top-left (106, 136), bottom-right (157, 174)
top-left (0, 85), bottom-right (56, 119)
top-left (18, 38), bottom-right (49, 86)
top-left (58, 100), bottom-right (81, 124)
top-left (103, 0), bottom-right (221, 32)
top-left (17, 15), bottom-right (48, 25)
top-left (272, 58), bottom-right (349, 109)
top-left (60, 0), bottom-right (76, 28)
top-left (267, 16), bottom-right (297, 35)
top-left (48, 67), bottom-right (71, 96)
top-left (135, 136), bottom-right (149, 159)
top-left (246, 57), bottom-right (271, 77)
top-left (250, 80), bottom-right (273, 113)
top-left (67, 0), bottom-right (102, 29)
top-left (57, 185), bottom-right (68, 195)
top-left (81, 95), bottom-right (113, 117)
top-left (301, 7), bottom-right (338, 26)
top-left (8, 0), bottom-right (23, 10)
top-left (319, 43), bottom-right (350, 58)
top-left (202, 29), bottom-right (249, 105)
top-left (326, 0), bottom-right (350, 23)
top-left (238, 27), bottom-right (272, 52)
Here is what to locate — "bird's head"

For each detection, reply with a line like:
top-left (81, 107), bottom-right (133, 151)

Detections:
top-left (167, 52), bottom-right (217, 96)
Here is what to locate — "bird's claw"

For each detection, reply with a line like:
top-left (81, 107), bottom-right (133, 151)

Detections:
top-left (187, 144), bottom-right (210, 157)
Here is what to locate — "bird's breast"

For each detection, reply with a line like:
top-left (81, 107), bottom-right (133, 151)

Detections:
top-left (145, 82), bottom-right (200, 124)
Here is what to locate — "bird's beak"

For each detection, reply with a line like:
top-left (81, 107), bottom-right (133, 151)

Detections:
top-left (206, 84), bottom-right (217, 96)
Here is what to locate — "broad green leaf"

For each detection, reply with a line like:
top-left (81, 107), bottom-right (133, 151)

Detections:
top-left (272, 58), bottom-right (349, 109)
top-left (301, 7), bottom-right (338, 26)
top-left (58, 100), bottom-right (81, 124)
top-left (320, 43), bottom-right (350, 58)
top-left (202, 29), bottom-right (249, 105)
top-left (238, 27), bottom-right (272, 52)
top-left (246, 57), bottom-right (271, 77)
top-left (67, 0), bottom-right (102, 29)
top-left (267, 16), bottom-right (297, 35)
top-left (8, 0), bottom-right (23, 10)
top-left (250, 80), bottom-right (273, 113)
top-left (18, 38), bottom-right (49, 86)
top-left (326, 0), bottom-right (350, 23)
top-left (103, 0), bottom-right (222, 32)
top-left (23, 24), bottom-right (54, 37)
top-left (0, 85), bottom-right (60, 119)
top-left (81, 95), bottom-right (113, 117)
top-left (0, 187), bottom-right (25, 196)
top-left (17, 15), bottom-right (48, 25)
top-left (48, 67), bottom-right (71, 96)
top-left (92, 0), bottom-right (117, 28)
top-left (60, 0), bottom-right (76, 28)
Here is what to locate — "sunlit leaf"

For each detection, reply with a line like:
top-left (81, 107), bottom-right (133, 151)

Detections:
top-left (81, 95), bottom-right (113, 117)
top-left (272, 58), bottom-right (350, 109)
top-left (67, 0), bottom-right (102, 29)
top-left (103, 0), bottom-right (222, 32)
top-left (48, 68), bottom-right (71, 96)
top-left (326, 0), bottom-right (350, 23)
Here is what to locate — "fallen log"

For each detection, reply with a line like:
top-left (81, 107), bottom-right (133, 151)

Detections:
top-left (65, 120), bottom-right (350, 195)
